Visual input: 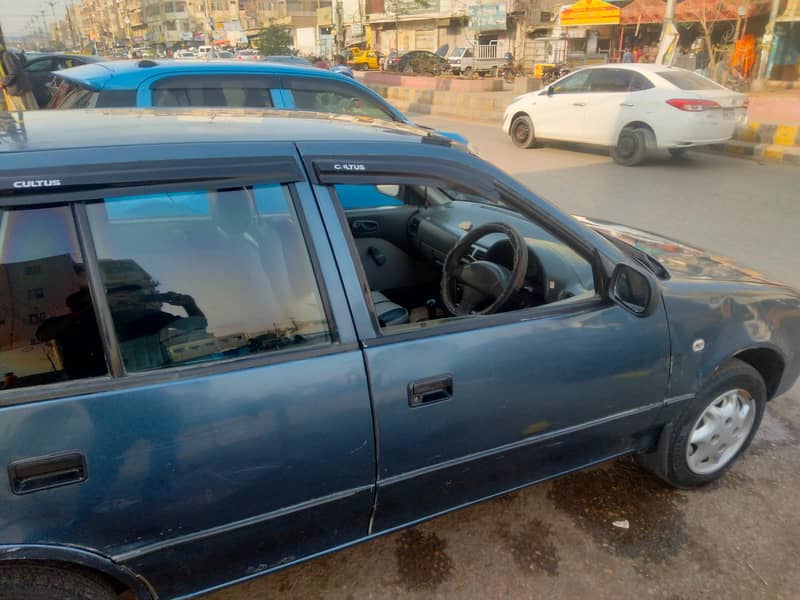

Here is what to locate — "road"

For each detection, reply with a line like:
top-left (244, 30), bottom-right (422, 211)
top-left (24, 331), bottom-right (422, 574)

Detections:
top-left (212, 116), bottom-right (800, 600)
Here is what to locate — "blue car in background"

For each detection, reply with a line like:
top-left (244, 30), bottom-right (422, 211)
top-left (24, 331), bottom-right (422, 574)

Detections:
top-left (46, 59), bottom-right (467, 144)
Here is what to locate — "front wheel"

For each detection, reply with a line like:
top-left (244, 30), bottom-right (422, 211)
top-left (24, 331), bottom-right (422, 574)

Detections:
top-left (510, 115), bottom-right (536, 149)
top-left (610, 126), bottom-right (649, 166)
top-left (641, 359), bottom-right (766, 488)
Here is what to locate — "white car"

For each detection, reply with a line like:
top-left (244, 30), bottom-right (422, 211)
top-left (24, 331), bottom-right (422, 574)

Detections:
top-left (502, 64), bottom-right (747, 166)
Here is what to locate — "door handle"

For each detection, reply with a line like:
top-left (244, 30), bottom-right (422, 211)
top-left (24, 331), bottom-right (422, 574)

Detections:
top-left (572, 102), bottom-right (586, 106)
top-left (620, 102), bottom-right (635, 107)
top-left (351, 220), bottom-right (379, 235)
top-left (8, 451), bottom-right (87, 495)
top-left (408, 374), bottom-right (453, 407)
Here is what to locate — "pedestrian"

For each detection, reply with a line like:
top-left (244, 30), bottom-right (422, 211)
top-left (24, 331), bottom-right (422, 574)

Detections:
top-left (621, 47), bottom-right (633, 63)
top-left (633, 46), bottom-right (642, 63)
top-left (0, 45), bottom-right (38, 111)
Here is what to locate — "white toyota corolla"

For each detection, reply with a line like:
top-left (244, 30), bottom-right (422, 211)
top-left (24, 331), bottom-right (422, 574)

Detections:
top-left (502, 64), bottom-right (747, 166)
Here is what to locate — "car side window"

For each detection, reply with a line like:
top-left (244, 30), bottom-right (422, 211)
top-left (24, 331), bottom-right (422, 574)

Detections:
top-left (629, 72), bottom-right (655, 91)
top-left (551, 70), bottom-right (591, 94)
top-left (86, 184), bottom-right (331, 373)
top-left (329, 183), bottom-right (597, 333)
top-left (587, 69), bottom-right (635, 92)
top-left (0, 206), bottom-right (108, 390)
top-left (151, 76), bottom-right (274, 108)
top-left (288, 78), bottom-right (395, 121)
top-left (25, 59), bottom-right (55, 72)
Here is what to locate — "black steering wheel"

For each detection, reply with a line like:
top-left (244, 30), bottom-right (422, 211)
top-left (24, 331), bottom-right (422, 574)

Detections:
top-left (440, 223), bottom-right (528, 316)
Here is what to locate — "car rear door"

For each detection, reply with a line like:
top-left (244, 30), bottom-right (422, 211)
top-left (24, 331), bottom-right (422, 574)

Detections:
top-left (0, 148), bottom-right (375, 599)
top-left (301, 144), bottom-right (672, 532)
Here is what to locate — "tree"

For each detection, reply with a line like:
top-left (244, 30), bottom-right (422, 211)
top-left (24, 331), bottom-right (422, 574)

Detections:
top-left (384, 0), bottom-right (430, 54)
top-left (257, 24), bottom-right (294, 57)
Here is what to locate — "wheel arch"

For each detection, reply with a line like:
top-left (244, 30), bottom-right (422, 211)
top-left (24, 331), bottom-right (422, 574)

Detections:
top-left (730, 346), bottom-right (785, 400)
top-left (617, 120), bottom-right (657, 149)
top-left (0, 544), bottom-right (156, 600)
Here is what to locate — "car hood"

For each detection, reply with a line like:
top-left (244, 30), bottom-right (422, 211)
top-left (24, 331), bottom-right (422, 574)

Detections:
top-left (575, 216), bottom-right (777, 285)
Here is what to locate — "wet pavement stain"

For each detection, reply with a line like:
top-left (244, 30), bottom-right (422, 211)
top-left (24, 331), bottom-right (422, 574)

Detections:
top-left (395, 528), bottom-right (454, 591)
top-left (547, 459), bottom-right (688, 566)
top-left (498, 518), bottom-right (560, 576)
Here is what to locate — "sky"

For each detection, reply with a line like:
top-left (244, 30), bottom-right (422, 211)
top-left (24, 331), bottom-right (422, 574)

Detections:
top-left (1, 0), bottom-right (67, 39)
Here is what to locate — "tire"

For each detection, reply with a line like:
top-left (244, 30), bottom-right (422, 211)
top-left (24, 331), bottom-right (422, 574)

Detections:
top-left (402, 64), bottom-right (414, 74)
top-left (610, 126), bottom-right (649, 166)
top-left (643, 359), bottom-right (766, 489)
top-left (668, 147), bottom-right (690, 158)
top-left (510, 115), bottom-right (536, 149)
top-left (0, 564), bottom-right (118, 600)
top-left (463, 66), bottom-right (473, 79)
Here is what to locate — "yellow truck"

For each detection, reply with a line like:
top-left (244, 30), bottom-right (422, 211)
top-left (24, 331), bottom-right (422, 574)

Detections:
top-left (346, 47), bottom-right (381, 71)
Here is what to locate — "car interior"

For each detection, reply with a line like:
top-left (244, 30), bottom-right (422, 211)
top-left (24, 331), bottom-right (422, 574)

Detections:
top-left (332, 184), bottom-right (597, 331)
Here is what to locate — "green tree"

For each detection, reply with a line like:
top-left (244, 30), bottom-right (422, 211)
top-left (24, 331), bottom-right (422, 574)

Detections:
top-left (257, 24), bottom-right (295, 56)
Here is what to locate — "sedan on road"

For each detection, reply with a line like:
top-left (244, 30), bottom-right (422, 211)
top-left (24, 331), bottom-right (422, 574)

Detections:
top-left (0, 108), bottom-right (798, 600)
top-left (503, 64), bottom-right (747, 166)
top-left (386, 50), bottom-right (449, 75)
top-left (23, 53), bottom-right (105, 107)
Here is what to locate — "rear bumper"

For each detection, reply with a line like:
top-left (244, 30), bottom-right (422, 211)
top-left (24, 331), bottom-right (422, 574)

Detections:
top-left (656, 108), bottom-right (745, 149)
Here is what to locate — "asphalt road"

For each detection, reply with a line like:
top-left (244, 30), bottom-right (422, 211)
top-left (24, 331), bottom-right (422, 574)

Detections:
top-left (212, 117), bottom-right (800, 600)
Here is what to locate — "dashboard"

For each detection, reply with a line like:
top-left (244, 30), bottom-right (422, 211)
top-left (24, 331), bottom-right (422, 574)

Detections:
top-left (407, 201), bottom-right (595, 305)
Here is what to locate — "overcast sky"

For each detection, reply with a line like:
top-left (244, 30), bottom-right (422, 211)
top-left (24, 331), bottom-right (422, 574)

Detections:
top-left (1, 0), bottom-right (67, 38)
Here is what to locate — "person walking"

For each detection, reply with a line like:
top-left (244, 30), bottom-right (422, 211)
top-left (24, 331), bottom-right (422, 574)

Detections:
top-left (621, 47), bottom-right (634, 63)
top-left (1, 45), bottom-right (38, 111)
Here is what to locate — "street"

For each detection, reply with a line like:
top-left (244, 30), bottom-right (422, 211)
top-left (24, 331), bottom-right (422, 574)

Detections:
top-left (212, 116), bottom-right (800, 600)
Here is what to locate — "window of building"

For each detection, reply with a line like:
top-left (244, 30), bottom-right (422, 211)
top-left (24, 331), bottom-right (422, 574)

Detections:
top-left (0, 206), bottom-right (108, 390)
top-left (86, 184), bottom-right (330, 373)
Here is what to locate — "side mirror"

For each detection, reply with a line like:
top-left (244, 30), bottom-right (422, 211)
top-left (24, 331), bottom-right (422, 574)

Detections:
top-left (609, 264), bottom-right (658, 316)
top-left (547, 85), bottom-right (554, 96)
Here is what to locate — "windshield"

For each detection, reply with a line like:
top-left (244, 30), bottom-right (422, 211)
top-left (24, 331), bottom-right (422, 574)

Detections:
top-left (451, 48), bottom-right (467, 57)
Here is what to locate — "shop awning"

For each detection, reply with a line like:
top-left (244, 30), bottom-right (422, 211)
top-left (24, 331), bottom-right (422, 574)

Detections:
top-left (561, 0), bottom-right (622, 25)
top-left (621, 0), bottom-right (772, 25)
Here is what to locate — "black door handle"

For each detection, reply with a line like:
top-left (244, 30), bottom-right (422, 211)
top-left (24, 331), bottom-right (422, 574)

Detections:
top-left (8, 451), bottom-right (88, 495)
top-left (408, 374), bottom-right (453, 407)
top-left (351, 220), bottom-right (379, 235)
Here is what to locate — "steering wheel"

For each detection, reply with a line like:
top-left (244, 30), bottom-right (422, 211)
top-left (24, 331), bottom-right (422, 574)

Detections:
top-left (440, 223), bottom-right (528, 316)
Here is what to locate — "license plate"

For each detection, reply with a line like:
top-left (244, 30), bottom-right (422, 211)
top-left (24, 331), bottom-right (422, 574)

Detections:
top-left (723, 108), bottom-right (734, 120)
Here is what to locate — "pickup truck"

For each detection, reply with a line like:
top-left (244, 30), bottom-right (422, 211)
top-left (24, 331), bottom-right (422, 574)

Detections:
top-left (448, 45), bottom-right (504, 77)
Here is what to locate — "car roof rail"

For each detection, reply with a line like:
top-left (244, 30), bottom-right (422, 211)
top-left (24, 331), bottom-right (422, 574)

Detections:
top-left (138, 60), bottom-right (158, 68)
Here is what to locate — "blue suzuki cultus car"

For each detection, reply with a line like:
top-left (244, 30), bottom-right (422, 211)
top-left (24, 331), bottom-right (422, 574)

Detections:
top-left (45, 59), bottom-right (467, 144)
top-left (0, 109), bottom-right (798, 599)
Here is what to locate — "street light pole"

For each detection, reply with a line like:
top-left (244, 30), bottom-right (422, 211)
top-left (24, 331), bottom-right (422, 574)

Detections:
top-left (41, 10), bottom-right (50, 47)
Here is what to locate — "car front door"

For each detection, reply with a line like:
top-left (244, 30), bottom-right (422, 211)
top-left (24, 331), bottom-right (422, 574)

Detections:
top-left (0, 153), bottom-right (375, 599)
top-left (533, 69), bottom-right (592, 141)
top-left (303, 146), bottom-right (671, 532)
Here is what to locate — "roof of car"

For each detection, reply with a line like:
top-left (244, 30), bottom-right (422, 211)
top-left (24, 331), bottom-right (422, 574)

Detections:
top-left (53, 59), bottom-right (351, 90)
top-left (0, 108), bottom-right (448, 154)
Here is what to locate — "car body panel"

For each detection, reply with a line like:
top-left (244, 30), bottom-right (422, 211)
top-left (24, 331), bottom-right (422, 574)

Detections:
top-left (0, 109), bottom-right (798, 599)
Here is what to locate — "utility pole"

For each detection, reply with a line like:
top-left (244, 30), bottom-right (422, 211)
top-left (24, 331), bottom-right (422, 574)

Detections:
top-left (656, 0), bottom-right (677, 65)
top-left (65, 0), bottom-right (79, 48)
top-left (204, 0), bottom-right (216, 58)
top-left (753, 0), bottom-right (782, 86)
top-left (41, 10), bottom-right (50, 48)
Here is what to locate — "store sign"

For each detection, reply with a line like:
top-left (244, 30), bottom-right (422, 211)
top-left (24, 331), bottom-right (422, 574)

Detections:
top-left (560, 0), bottom-right (620, 26)
top-left (468, 3), bottom-right (507, 31)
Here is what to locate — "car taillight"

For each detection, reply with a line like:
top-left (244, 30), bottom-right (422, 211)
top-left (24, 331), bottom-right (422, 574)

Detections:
top-left (666, 98), bottom-right (721, 112)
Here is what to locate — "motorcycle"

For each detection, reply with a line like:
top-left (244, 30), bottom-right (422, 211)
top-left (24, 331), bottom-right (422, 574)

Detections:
top-left (541, 64), bottom-right (572, 86)
top-left (499, 52), bottom-right (522, 83)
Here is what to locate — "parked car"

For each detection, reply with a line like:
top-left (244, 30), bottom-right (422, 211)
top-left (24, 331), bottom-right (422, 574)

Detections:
top-left (173, 49), bottom-right (197, 59)
top-left (345, 47), bottom-right (382, 70)
top-left (236, 48), bottom-right (261, 61)
top-left (263, 55), bottom-right (313, 67)
top-left (448, 45), bottom-right (503, 78)
top-left (45, 59), bottom-right (468, 144)
top-left (0, 107), bottom-right (797, 600)
top-left (386, 50), bottom-right (449, 75)
top-left (215, 50), bottom-right (235, 59)
top-left (23, 53), bottom-right (105, 107)
top-left (503, 64), bottom-right (748, 166)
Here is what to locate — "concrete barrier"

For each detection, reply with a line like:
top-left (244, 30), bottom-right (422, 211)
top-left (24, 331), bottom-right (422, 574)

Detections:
top-left (358, 71), bottom-right (504, 92)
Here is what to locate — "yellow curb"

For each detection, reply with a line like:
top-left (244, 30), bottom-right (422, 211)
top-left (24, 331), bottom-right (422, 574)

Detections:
top-left (738, 122), bottom-right (761, 142)
top-left (762, 145), bottom-right (785, 161)
top-left (774, 125), bottom-right (798, 147)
